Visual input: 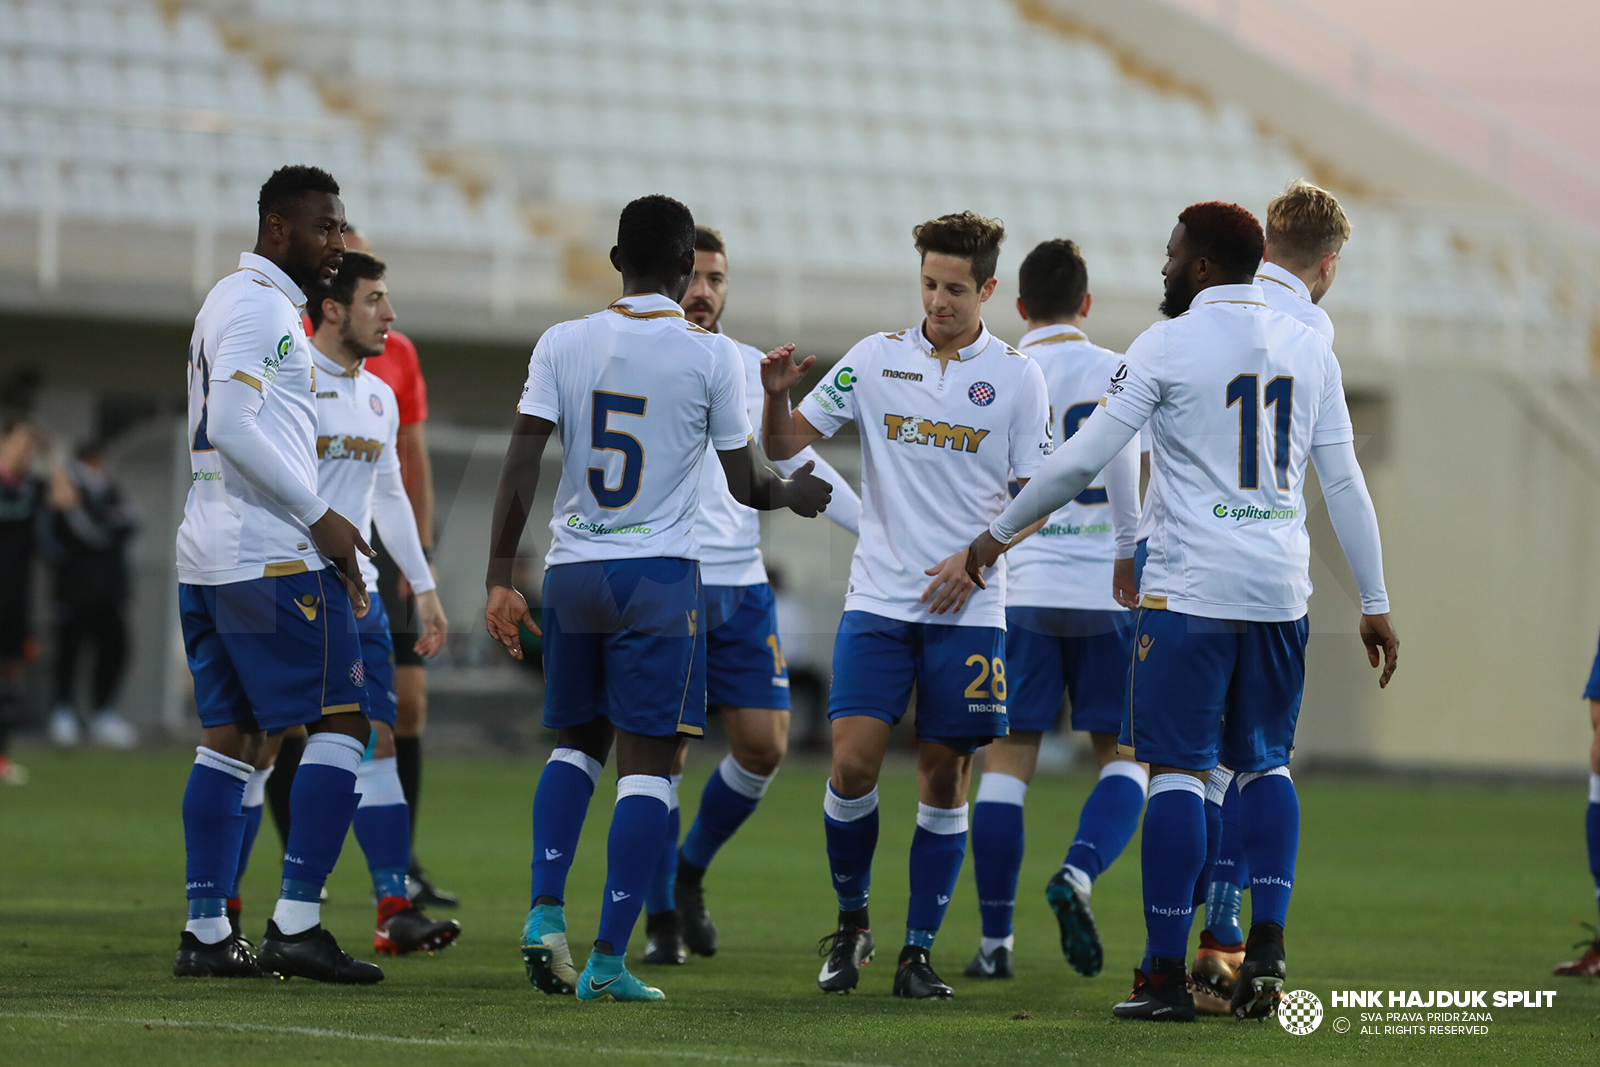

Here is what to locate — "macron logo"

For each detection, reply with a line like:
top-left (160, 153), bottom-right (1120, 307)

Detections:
top-left (935, 894), bottom-right (951, 906)
top-left (544, 848), bottom-right (563, 861)
top-left (610, 890), bottom-right (630, 903)
top-left (833, 873), bottom-right (852, 884)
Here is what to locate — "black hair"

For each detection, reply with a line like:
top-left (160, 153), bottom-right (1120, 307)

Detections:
top-left (258, 165), bottom-right (341, 224)
top-left (694, 225), bottom-right (726, 256)
top-left (1018, 239), bottom-right (1089, 321)
top-left (1177, 201), bottom-right (1265, 282)
top-left (913, 211), bottom-right (1006, 284)
top-left (307, 250), bottom-right (386, 328)
top-left (615, 195), bottom-right (696, 277)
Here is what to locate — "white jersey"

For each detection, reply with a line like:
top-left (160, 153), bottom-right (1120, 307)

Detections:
top-left (310, 349), bottom-right (434, 595)
top-left (1255, 261), bottom-right (1334, 342)
top-left (517, 293), bottom-right (751, 567)
top-left (798, 322), bottom-right (1052, 629)
top-left (177, 253), bottom-right (325, 585)
top-left (1004, 325), bottom-right (1138, 612)
top-left (1103, 284), bottom-right (1353, 622)
top-left (696, 334), bottom-right (862, 587)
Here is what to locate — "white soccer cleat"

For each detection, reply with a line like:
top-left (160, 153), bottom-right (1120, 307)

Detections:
top-left (49, 707), bottom-right (81, 747)
top-left (89, 710), bottom-right (138, 749)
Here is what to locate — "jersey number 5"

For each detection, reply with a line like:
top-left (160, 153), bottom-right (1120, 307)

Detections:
top-left (588, 391), bottom-right (648, 509)
top-left (1225, 374), bottom-right (1293, 490)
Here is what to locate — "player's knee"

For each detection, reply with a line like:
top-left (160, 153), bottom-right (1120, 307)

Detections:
top-left (731, 733), bottom-right (786, 777)
top-left (830, 751), bottom-right (880, 798)
top-left (558, 719), bottom-right (613, 764)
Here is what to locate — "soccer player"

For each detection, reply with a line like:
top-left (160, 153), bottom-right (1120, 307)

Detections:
top-left (963, 239), bottom-right (1142, 982)
top-left (762, 212), bottom-right (1052, 998)
top-left (484, 195), bottom-right (831, 1002)
top-left (641, 226), bottom-right (863, 966)
top-left (1556, 657), bottom-right (1600, 975)
top-left (1190, 179), bottom-right (1352, 1010)
top-left (965, 202), bottom-right (1398, 1021)
top-left (173, 165), bottom-right (383, 983)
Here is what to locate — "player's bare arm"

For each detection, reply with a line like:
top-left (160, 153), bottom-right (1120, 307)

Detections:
top-left (925, 477), bottom-right (1028, 613)
top-left (308, 509), bottom-right (375, 616)
top-left (715, 441), bottom-right (832, 517)
top-left (484, 412), bottom-right (553, 657)
top-left (760, 344), bottom-right (824, 461)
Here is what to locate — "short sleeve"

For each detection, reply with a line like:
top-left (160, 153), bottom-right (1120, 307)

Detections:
top-left (1101, 324), bottom-right (1163, 431)
top-left (516, 328), bottom-right (562, 422)
top-left (708, 337), bottom-right (755, 450)
top-left (1007, 356), bottom-right (1053, 480)
top-left (210, 296), bottom-right (291, 392)
top-left (1310, 348), bottom-right (1355, 447)
top-left (796, 339), bottom-right (869, 437)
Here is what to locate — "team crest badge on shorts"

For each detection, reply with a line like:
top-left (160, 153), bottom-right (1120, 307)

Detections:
top-left (350, 659), bottom-right (365, 687)
top-left (968, 381), bottom-right (995, 406)
top-left (369, 393), bottom-right (384, 416)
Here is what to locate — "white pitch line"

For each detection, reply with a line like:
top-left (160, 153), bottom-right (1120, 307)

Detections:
top-left (0, 1011), bottom-right (906, 1067)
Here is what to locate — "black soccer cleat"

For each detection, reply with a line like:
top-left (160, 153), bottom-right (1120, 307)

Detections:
top-left (641, 910), bottom-right (687, 965)
top-left (257, 920), bottom-right (385, 984)
top-left (1044, 868), bottom-right (1103, 976)
top-left (676, 872), bottom-right (718, 957)
top-left (892, 945), bottom-right (954, 999)
top-left (407, 861), bottom-right (459, 909)
top-left (817, 922), bottom-right (875, 993)
top-left (374, 899), bottom-right (461, 956)
top-left (1112, 958), bottom-right (1195, 1022)
top-left (173, 931), bottom-right (264, 978)
top-left (1230, 921), bottom-right (1287, 1020)
top-left (963, 944), bottom-right (1013, 978)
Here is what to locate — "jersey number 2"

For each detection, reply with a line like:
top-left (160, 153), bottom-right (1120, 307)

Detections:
top-left (588, 391), bottom-right (648, 509)
top-left (191, 345), bottom-right (214, 452)
top-left (1225, 374), bottom-right (1293, 490)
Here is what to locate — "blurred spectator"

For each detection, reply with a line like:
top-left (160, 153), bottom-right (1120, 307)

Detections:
top-left (46, 440), bottom-right (138, 749)
top-left (0, 420), bottom-right (72, 784)
top-left (768, 565), bottom-right (828, 750)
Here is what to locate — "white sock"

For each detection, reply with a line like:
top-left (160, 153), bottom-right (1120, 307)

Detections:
top-left (185, 916), bottom-right (231, 944)
top-left (980, 934), bottom-right (1015, 955)
top-left (272, 898), bottom-right (322, 936)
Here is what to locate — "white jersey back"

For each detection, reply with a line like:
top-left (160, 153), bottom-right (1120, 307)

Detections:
top-left (1255, 261), bottom-right (1334, 342)
top-left (517, 294), bottom-right (751, 567)
top-left (798, 322), bottom-right (1051, 629)
top-left (1004, 325), bottom-right (1135, 612)
top-left (694, 337), bottom-right (767, 588)
top-left (1103, 284), bottom-right (1353, 622)
top-left (176, 253), bottom-right (325, 586)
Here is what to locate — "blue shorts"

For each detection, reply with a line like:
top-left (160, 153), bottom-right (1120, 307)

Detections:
top-left (1133, 538), bottom-right (1148, 587)
top-left (1004, 607), bottom-right (1135, 734)
top-left (357, 596), bottom-right (397, 727)
top-left (541, 558), bottom-right (706, 739)
top-left (828, 611), bottom-right (1007, 753)
top-left (704, 583), bottom-right (790, 711)
top-left (1121, 607), bottom-right (1308, 773)
top-left (1584, 628), bottom-right (1600, 700)
top-left (180, 566), bottom-right (369, 733)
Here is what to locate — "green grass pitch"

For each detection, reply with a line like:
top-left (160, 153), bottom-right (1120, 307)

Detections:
top-left (2, 749), bottom-right (1598, 1065)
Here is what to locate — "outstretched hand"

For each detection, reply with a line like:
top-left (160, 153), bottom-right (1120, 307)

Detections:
top-left (1360, 613), bottom-right (1399, 688)
top-left (781, 459), bottom-right (832, 517)
top-left (485, 584), bottom-right (539, 660)
top-left (760, 344), bottom-right (813, 396)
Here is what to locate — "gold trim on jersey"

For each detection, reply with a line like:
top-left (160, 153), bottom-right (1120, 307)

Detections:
top-left (1140, 594), bottom-right (1169, 610)
top-left (607, 301), bottom-right (684, 321)
top-left (322, 703), bottom-right (361, 716)
top-left (1203, 299), bottom-right (1268, 307)
top-left (1255, 273), bottom-right (1299, 293)
top-left (263, 560), bottom-right (310, 577)
top-left (1021, 329), bottom-right (1087, 347)
top-left (231, 370), bottom-right (264, 391)
top-left (234, 266), bottom-right (306, 309)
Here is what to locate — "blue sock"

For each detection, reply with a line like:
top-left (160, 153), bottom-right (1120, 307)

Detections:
top-left (595, 775), bottom-right (671, 953)
top-left (1064, 762), bottom-right (1148, 883)
top-left (274, 732), bottom-right (365, 933)
top-left (182, 747), bottom-right (252, 942)
top-left (971, 773), bottom-right (1026, 940)
top-left (644, 776), bottom-right (681, 914)
top-left (823, 784), bottom-right (878, 912)
top-left (231, 767), bottom-right (271, 898)
top-left (531, 747), bottom-right (602, 907)
top-left (1141, 774), bottom-right (1207, 959)
top-left (1240, 769), bottom-right (1299, 929)
top-left (1197, 795), bottom-right (1221, 908)
top-left (905, 803), bottom-right (968, 948)
top-left (1589, 774), bottom-right (1600, 921)
top-left (1205, 776), bottom-right (1247, 943)
top-left (353, 756), bottom-right (411, 901)
top-left (681, 754), bottom-right (773, 871)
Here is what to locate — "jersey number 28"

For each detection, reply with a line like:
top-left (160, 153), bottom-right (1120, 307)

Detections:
top-left (588, 391), bottom-right (647, 509)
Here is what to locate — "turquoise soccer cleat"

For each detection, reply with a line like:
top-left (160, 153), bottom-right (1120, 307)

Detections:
top-left (521, 904), bottom-right (577, 995)
top-left (576, 951), bottom-right (665, 1002)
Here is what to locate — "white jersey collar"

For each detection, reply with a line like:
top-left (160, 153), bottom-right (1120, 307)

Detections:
top-left (236, 252), bottom-right (307, 309)
top-left (607, 293), bottom-right (685, 320)
top-left (914, 319), bottom-right (993, 362)
top-left (1255, 261), bottom-right (1312, 303)
top-left (310, 345), bottom-right (362, 379)
top-left (1019, 323), bottom-right (1089, 349)
top-left (1193, 283), bottom-right (1268, 310)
